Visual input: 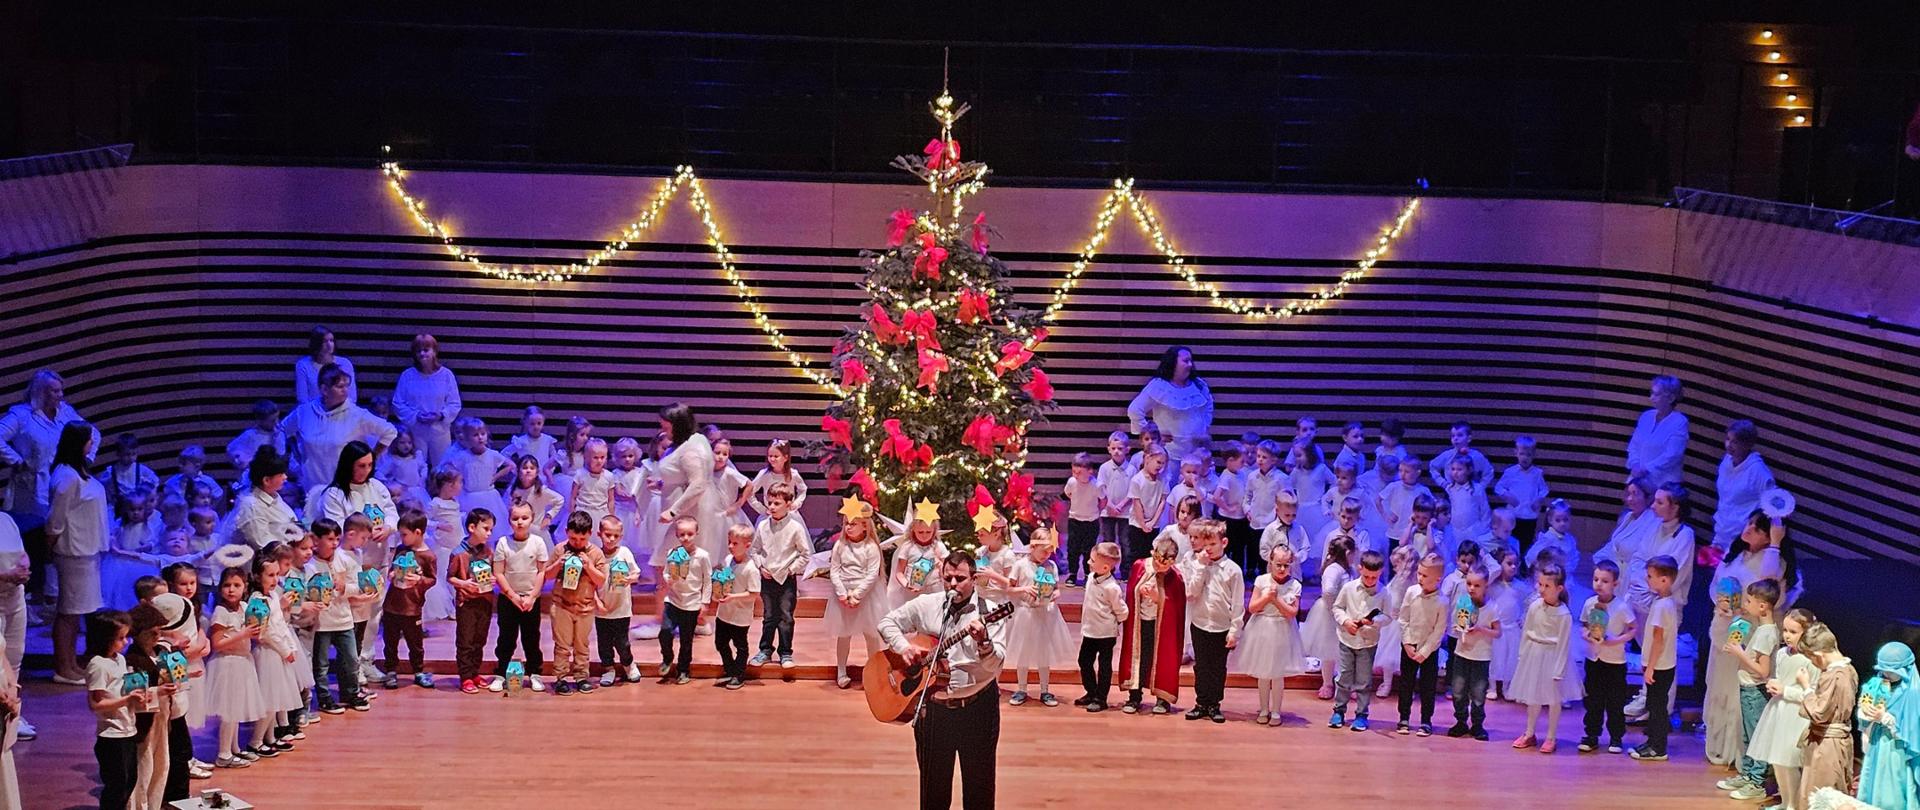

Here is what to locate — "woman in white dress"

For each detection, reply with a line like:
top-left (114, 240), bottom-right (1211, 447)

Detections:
top-left (653, 404), bottom-right (726, 568)
top-left (293, 325), bottom-right (358, 406)
top-left (1126, 346), bottom-right (1215, 463)
top-left (46, 422), bottom-right (106, 685)
top-left (391, 333), bottom-right (462, 469)
top-left (1625, 374), bottom-right (1688, 490)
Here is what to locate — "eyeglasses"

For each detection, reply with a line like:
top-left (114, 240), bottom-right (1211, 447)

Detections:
top-left (942, 575), bottom-right (973, 584)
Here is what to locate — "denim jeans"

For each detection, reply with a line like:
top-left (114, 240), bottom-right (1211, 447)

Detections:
top-left (1450, 657), bottom-right (1490, 731)
top-left (1334, 644), bottom-right (1378, 719)
top-left (1738, 684), bottom-right (1771, 783)
top-left (757, 576), bottom-right (798, 657)
top-left (311, 628), bottom-right (361, 705)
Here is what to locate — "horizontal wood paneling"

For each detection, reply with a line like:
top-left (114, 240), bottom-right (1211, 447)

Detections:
top-left (3, 170), bottom-right (1917, 565)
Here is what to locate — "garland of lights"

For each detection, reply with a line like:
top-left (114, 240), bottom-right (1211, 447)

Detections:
top-left (377, 157), bottom-right (1421, 394)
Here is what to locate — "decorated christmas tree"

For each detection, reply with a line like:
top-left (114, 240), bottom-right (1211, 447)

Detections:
top-left (819, 88), bottom-right (1055, 551)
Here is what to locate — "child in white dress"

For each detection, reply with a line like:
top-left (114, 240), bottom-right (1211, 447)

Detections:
top-left (505, 455), bottom-right (564, 540)
top-left (550, 416), bottom-right (593, 517)
top-left (1324, 459), bottom-right (1387, 556)
top-left (1289, 442), bottom-right (1336, 540)
top-left (1374, 544), bottom-right (1418, 699)
top-left (374, 431), bottom-right (427, 511)
top-left (608, 438), bottom-right (645, 538)
top-left (744, 439), bottom-right (809, 520)
top-left (247, 547), bottom-right (303, 756)
top-left (1443, 457), bottom-right (1491, 541)
top-left (1303, 533), bottom-right (1356, 700)
top-left (1237, 544), bottom-right (1308, 725)
top-left (1509, 561), bottom-right (1580, 753)
top-left (825, 501), bottom-right (884, 689)
top-left (889, 520), bottom-right (948, 610)
top-left (1749, 608), bottom-right (1817, 809)
top-left (711, 440), bottom-right (753, 546)
top-left (1155, 495), bottom-right (1202, 564)
top-left (203, 567), bottom-right (267, 767)
top-left (633, 433), bottom-right (671, 571)
top-left (1488, 548), bottom-right (1523, 701)
top-left (1006, 528), bottom-right (1075, 707)
top-left (445, 417), bottom-right (510, 526)
top-left (501, 407), bottom-right (558, 478)
top-left (1525, 499), bottom-right (1580, 574)
top-left (1374, 456), bottom-right (1432, 546)
top-left (570, 439), bottom-right (616, 532)
top-left (973, 516), bottom-right (1022, 609)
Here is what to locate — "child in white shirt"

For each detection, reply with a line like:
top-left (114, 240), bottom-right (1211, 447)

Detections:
top-left (505, 455), bottom-right (564, 540)
top-left (595, 515), bottom-right (641, 687)
top-left (749, 482), bottom-right (810, 668)
top-left (501, 406), bottom-right (557, 476)
top-left (224, 401), bottom-right (285, 489)
top-left (1323, 458), bottom-right (1386, 555)
top-left (1428, 420), bottom-right (1494, 489)
top-left (707, 525), bottom-right (761, 689)
top-left (1329, 549), bottom-right (1387, 730)
top-left (1245, 440), bottom-right (1287, 530)
top-left (1096, 432), bottom-right (1134, 555)
top-left (744, 439), bottom-right (809, 519)
top-left (1212, 442), bottom-right (1253, 570)
top-left (489, 501), bottom-right (552, 693)
top-left (1062, 452), bottom-right (1104, 585)
top-left (1375, 456), bottom-right (1433, 544)
top-left (1448, 567), bottom-right (1503, 740)
top-left (1526, 500), bottom-right (1580, 575)
top-left (1334, 421), bottom-right (1369, 480)
top-left (1126, 447), bottom-right (1170, 570)
top-left (1443, 456), bottom-right (1491, 541)
top-left (1155, 495), bottom-right (1202, 565)
top-left (569, 438), bottom-right (616, 532)
top-left (445, 417), bottom-right (510, 526)
top-left (375, 431), bottom-right (427, 510)
top-left (1075, 542), bottom-right (1129, 712)
top-left (1494, 435), bottom-right (1551, 554)
top-left (657, 516), bottom-right (712, 685)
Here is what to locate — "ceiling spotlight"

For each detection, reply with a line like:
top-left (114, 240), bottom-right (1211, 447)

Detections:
top-left (1777, 71), bottom-right (1790, 82)
top-left (1767, 51), bottom-right (1782, 61)
top-left (1793, 114), bottom-right (1807, 124)
top-left (1761, 29), bottom-right (1774, 39)
top-left (1786, 93), bottom-right (1799, 103)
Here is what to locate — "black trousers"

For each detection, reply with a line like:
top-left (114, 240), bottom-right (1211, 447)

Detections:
top-left (1066, 519), bottom-right (1099, 582)
top-left (915, 687), bottom-right (1000, 810)
top-left (1191, 626), bottom-right (1228, 709)
top-left (1397, 647), bottom-right (1440, 725)
top-left (597, 617), bottom-right (634, 668)
top-left (660, 604), bottom-right (698, 674)
top-left (715, 619), bottom-right (749, 681)
top-left (494, 596), bottom-right (544, 674)
top-left (95, 734), bottom-right (139, 810)
top-left (1079, 636), bottom-right (1116, 703)
top-left (1128, 620), bottom-right (1158, 704)
top-left (758, 576), bottom-right (798, 656)
top-left (1512, 519), bottom-right (1539, 562)
top-left (1124, 526), bottom-right (1154, 575)
top-left (1584, 659), bottom-right (1628, 744)
top-left (1643, 667), bottom-right (1675, 754)
top-left (165, 715), bottom-right (192, 801)
top-left (1224, 517), bottom-right (1255, 572)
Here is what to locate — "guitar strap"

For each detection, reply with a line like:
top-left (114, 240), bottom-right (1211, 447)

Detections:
top-left (913, 595), bottom-right (985, 726)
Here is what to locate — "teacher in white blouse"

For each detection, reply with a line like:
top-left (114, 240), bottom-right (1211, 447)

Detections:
top-left (294, 325), bottom-right (358, 406)
top-left (1626, 374), bottom-right (1689, 489)
top-left (0, 369), bottom-right (98, 603)
top-left (281, 364), bottom-right (397, 494)
top-left (655, 403), bottom-right (726, 556)
top-left (392, 333), bottom-right (462, 469)
top-left (1125, 346), bottom-right (1215, 462)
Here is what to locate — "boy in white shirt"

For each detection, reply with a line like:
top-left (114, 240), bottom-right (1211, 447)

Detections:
top-left (1126, 448), bottom-right (1170, 572)
top-left (1428, 420), bottom-right (1494, 489)
top-left (1258, 489), bottom-right (1311, 577)
top-left (1446, 567), bottom-right (1502, 741)
top-left (1396, 553), bottom-right (1448, 736)
top-left (1096, 432), bottom-right (1133, 556)
top-left (305, 518), bottom-right (371, 712)
top-left (1630, 556), bottom-right (1681, 761)
top-left (1493, 435), bottom-right (1551, 556)
top-left (1062, 453), bottom-right (1104, 586)
top-left (1245, 440), bottom-right (1286, 530)
top-left (1329, 549), bottom-right (1386, 731)
top-left (595, 515), bottom-right (641, 687)
top-left (1579, 560), bottom-right (1637, 753)
top-left (1179, 521), bottom-right (1243, 723)
top-left (749, 483), bottom-right (810, 669)
top-left (1074, 543), bottom-right (1129, 712)
top-left (1212, 442), bottom-right (1252, 569)
top-left (1317, 498), bottom-right (1370, 583)
top-left (1375, 456), bottom-right (1432, 544)
top-left (491, 501), bottom-right (552, 693)
top-left (707, 525), bottom-right (761, 690)
top-left (658, 516), bottom-right (712, 685)
top-left (1167, 452), bottom-right (1210, 524)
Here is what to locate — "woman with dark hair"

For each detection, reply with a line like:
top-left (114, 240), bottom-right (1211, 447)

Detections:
top-left (280, 363), bottom-right (396, 493)
top-left (1126, 346), bottom-right (1215, 463)
top-left (293, 326), bottom-right (358, 406)
top-left (47, 421), bottom-right (107, 684)
top-left (0, 369), bottom-right (98, 603)
top-left (654, 402), bottom-right (725, 561)
top-left (315, 441), bottom-right (396, 549)
top-left (391, 334), bottom-right (462, 468)
top-left (228, 449), bottom-right (301, 549)
top-left (1594, 477), bottom-right (1660, 614)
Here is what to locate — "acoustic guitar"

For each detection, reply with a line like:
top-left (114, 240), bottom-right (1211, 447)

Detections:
top-left (864, 600), bottom-right (1016, 724)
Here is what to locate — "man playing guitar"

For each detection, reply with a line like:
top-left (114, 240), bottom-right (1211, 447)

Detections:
top-left (878, 552), bottom-right (1007, 810)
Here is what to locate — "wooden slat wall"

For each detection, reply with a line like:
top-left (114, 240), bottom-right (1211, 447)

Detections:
top-left (2, 168), bottom-right (1917, 563)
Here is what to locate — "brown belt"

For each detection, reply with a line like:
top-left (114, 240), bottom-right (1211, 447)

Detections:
top-left (928, 686), bottom-right (998, 710)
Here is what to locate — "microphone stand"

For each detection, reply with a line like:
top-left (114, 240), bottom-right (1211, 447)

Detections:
top-left (913, 593), bottom-right (967, 727)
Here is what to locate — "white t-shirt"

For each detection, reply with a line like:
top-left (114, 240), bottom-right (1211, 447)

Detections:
top-left (1062, 475), bottom-right (1101, 522)
top-left (712, 555), bottom-right (762, 627)
top-left (1452, 596), bottom-right (1500, 662)
top-left (305, 551), bottom-right (360, 632)
top-left (1127, 471), bottom-right (1167, 533)
top-left (1095, 459), bottom-right (1132, 518)
top-left (597, 546), bottom-right (638, 620)
top-left (1580, 595), bottom-right (1637, 665)
top-left (87, 653), bottom-right (139, 738)
top-left (1642, 597), bottom-right (1680, 671)
top-left (493, 534), bottom-right (553, 599)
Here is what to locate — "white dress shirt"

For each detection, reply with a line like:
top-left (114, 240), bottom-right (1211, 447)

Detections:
top-left (1332, 575), bottom-right (1386, 649)
top-left (1179, 554), bottom-right (1245, 640)
top-left (1080, 573), bottom-right (1129, 639)
top-left (229, 487), bottom-right (302, 548)
top-left (1398, 584), bottom-right (1448, 659)
top-left (751, 513), bottom-right (812, 584)
top-left (879, 591), bottom-right (1008, 700)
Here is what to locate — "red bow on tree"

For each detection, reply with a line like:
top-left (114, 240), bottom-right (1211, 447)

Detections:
top-left (970, 213), bottom-right (989, 254)
top-left (914, 233), bottom-right (948, 280)
top-left (1030, 327), bottom-right (1050, 346)
top-left (900, 309), bottom-right (938, 347)
top-left (966, 484), bottom-right (996, 517)
top-left (848, 468), bottom-right (877, 504)
top-left (925, 137), bottom-right (960, 170)
top-left (886, 208), bottom-right (916, 248)
top-left (821, 414), bottom-right (853, 449)
top-left (955, 288), bottom-right (990, 324)
top-left (879, 419), bottom-right (915, 462)
top-left (870, 304), bottom-right (902, 344)
top-left (993, 340), bottom-right (1034, 375)
top-left (1003, 472), bottom-right (1036, 522)
top-left (839, 358), bottom-right (870, 388)
top-left (903, 442), bottom-right (933, 471)
top-left (1022, 368), bottom-right (1054, 402)
top-left (962, 414), bottom-right (1016, 456)
top-left (916, 347), bottom-right (950, 391)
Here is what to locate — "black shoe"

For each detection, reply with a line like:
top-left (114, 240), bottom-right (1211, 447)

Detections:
top-left (1577, 737), bottom-right (1599, 753)
top-left (1184, 706), bottom-right (1207, 721)
top-left (1446, 723), bottom-right (1468, 738)
top-left (1072, 695), bottom-right (1093, 707)
top-left (576, 679), bottom-right (595, 694)
top-left (1208, 705), bottom-right (1226, 724)
top-left (319, 702), bottom-right (345, 715)
top-left (554, 680), bottom-right (574, 696)
top-left (1470, 727), bottom-right (1489, 741)
top-left (724, 678), bottom-right (744, 691)
top-left (1086, 701), bottom-right (1106, 713)
top-left (270, 740), bottom-right (295, 752)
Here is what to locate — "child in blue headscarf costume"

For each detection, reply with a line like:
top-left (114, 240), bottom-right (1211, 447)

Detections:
top-left (1859, 641), bottom-right (1920, 810)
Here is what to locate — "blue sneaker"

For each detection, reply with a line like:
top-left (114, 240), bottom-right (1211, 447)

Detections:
top-left (1328, 712), bottom-right (1346, 729)
top-left (1351, 717), bottom-right (1370, 732)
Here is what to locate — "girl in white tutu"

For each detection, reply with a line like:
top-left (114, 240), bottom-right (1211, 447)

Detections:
top-left (420, 469), bottom-right (464, 622)
top-left (889, 519), bottom-right (948, 610)
top-left (204, 567), bottom-right (269, 768)
top-left (1748, 608), bottom-right (1816, 809)
top-left (1303, 533), bottom-right (1356, 700)
top-left (1238, 544), bottom-right (1308, 725)
top-left (1509, 561), bottom-right (1581, 753)
top-left (1007, 527), bottom-right (1075, 707)
top-left (609, 438), bottom-right (645, 543)
top-left (825, 499), bottom-right (884, 689)
top-left (248, 545), bottom-right (304, 756)
top-left (446, 417), bottom-right (510, 526)
top-left (1373, 544), bottom-right (1418, 699)
top-left (1488, 548), bottom-right (1523, 702)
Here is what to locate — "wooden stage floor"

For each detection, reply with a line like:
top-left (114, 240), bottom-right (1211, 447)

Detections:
top-left (19, 671), bottom-right (1733, 810)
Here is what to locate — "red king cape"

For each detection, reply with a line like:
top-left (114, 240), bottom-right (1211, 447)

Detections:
top-left (1118, 558), bottom-right (1186, 702)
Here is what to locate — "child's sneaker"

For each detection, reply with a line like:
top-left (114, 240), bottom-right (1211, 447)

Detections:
top-left (1607, 742), bottom-right (1624, 754)
top-left (577, 679), bottom-right (596, 694)
top-left (1152, 699), bottom-right (1173, 715)
top-left (1185, 705), bottom-right (1208, 721)
top-left (1350, 717), bottom-right (1369, 732)
top-left (527, 675), bottom-right (546, 693)
top-left (780, 655), bottom-right (795, 670)
top-left (600, 671), bottom-right (618, 688)
top-left (414, 673), bottom-right (434, 689)
top-left (1577, 737), bottom-right (1598, 753)
top-left (1417, 723), bottom-right (1433, 737)
top-left (1716, 776), bottom-right (1748, 791)
top-left (381, 673), bottom-right (400, 690)
top-left (461, 679), bottom-right (479, 694)
top-left (1395, 721), bottom-right (1410, 735)
top-left (346, 696), bottom-right (372, 712)
top-left (1628, 746), bottom-right (1667, 762)
top-left (658, 663), bottom-right (672, 678)
top-left (1073, 695), bottom-right (1093, 707)
top-left (675, 673), bottom-right (690, 685)
top-left (1039, 693), bottom-right (1059, 708)
top-left (724, 678), bottom-right (744, 691)
top-left (1446, 723), bottom-right (1469, 738)
top-left (1008, 692), bottom-right (1029, 707)
top-left (1121, 701), bottom-right (1140, 714)
top-left (749, 652), bottom-right (770, 666)
top-left (487, 676), bottom-right (505, 693)
top-left (319, 701), bottom-right (346, 715)
top-left (626, 663), bottom-right (643, 682)
top-left (554, 680), bottom-right (574, 696)
top-left (1328, 712), bottom-right (1346, 729)
top-left (1729, 783), bottom-right (1768, 801)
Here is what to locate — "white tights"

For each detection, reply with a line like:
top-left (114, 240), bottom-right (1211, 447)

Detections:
top-left (1016, 667), bottom-right (1050, 695)
top-left (1256, 677), bottom-right (1286, 716)
top-left (1523, 702), bottom-right (1563, 740)
top-left (1775, 766), bottom-right (1801, 810)
top-left (834, 634), bottom-right (878, 678)
top-left (249, 711), bottom-right (287, 748)
top-left (218, 718), bottom-right (243, 757)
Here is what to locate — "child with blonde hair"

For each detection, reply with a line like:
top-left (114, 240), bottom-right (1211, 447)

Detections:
top-left (569, 438), bottom-right (616, 532)
top-left (1180, 520), bottom-right (1244, 723)
top-left (1304, 532), bottom-right (1357, 699)
top-left (1373, 544), bottom-right (1419, 699)
top-left (445, 416), bottom-right (510, 525)
top-left (1509, 562), bottom-right (1579, 753)
top-left (889, 518), bottom-right (949, 610)
top-left (1075, 542), bottom-right (1129, 712)
top-left (1238, 544), bottom-right (1307, 725)
top-left (826, 500), bottom-right (884, 689)
top-left (1007, 527), bottom-right (1075, 707)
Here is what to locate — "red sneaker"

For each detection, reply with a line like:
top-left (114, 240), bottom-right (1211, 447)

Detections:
top-left (460, 679), bottom-right (479, 694)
